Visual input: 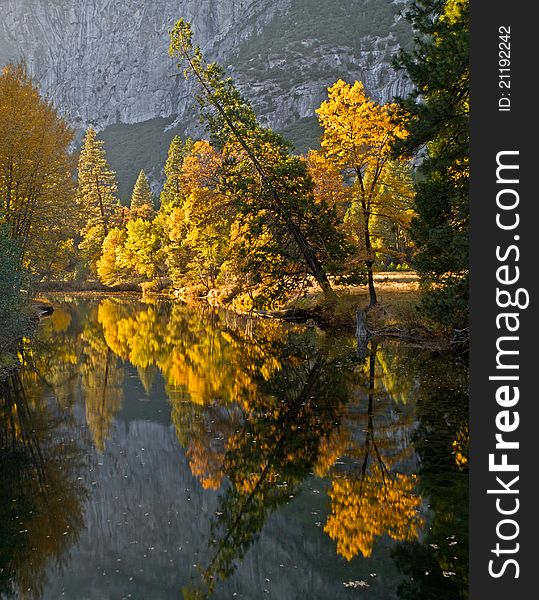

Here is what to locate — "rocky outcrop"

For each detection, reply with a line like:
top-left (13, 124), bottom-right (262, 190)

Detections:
top-left (0, 0), bottom-right (411, 196)
top-left (0, 0), bottom-right (410, 132)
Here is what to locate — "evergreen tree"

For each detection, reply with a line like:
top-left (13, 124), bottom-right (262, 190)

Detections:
top-left (130, 170), bottom-right (154, 211)
top-left (77, 127), bottom-right (120, 235)
top-left (159, 136), bottom-right (193, 212)
top-left (77, 127), bottom-right (121, 273)
top-left (394, 0), bottom-right (469, 331)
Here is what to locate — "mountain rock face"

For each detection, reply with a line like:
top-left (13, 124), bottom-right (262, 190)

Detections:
top-left (0, 0), bottom-right (411, 196)
top-left (0, 0), bottom-right (291, 127)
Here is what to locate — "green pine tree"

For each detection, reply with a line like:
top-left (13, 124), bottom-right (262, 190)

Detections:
top-left (130, 170), bottom-right (154, 211)
top-left (394, 0), bottom-right (469, 332)
top-left (77, 127), bottom-right (120, 235)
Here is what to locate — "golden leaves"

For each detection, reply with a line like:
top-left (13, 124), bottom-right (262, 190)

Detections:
top-left (0, 63), bottom-right (77, 276)
top-left (316, 79), bottom-right (406, 174)
top-left (325, 469), bottom-right (423, 560)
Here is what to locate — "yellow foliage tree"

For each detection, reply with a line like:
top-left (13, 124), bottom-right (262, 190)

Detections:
top-left (96, 227), bottom-right (129, 285)
top-left (0, 63), bottom-right (77, 278)
top-left (173, 140), bottom-right (229, 289)
top-left (306, 150), bottom-right (350, 214)
top-left (316, 80), bottom-right (410, 304)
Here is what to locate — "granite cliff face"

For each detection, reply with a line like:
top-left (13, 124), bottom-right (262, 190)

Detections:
top-left (0, 0), bottom-right (288, 126)
top-left (0, 0), bottom-right (411, 196)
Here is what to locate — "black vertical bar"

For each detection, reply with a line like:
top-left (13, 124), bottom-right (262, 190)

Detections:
top-left (470, 1), bottom-right (537, 598)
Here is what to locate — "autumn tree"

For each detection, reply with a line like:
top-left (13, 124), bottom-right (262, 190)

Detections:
top-left (168, 140), bottom-right (229, 289)
top-left (345, 159), bottom-right (415, 267)
top-left (316, 80), bottom-right (408, 305)
top-left (306, 150), bottom-right (350, 212)
top-left (77, 127), bottom-right (121, 273)
top-left (121, 218), bottom-right (163, 280)
top-left (169, 19), bottom-right (348, 304)
top-left (96, 228), bottom-right (128, 285)
top-left (129, 169), bottom-right (155, 219)
top-left (0, 63), bottom-right (77, 278)
top-left (394, 0), bottom-right (469, 331)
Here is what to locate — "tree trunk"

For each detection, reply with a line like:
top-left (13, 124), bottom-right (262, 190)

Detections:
top-left (181, 50), bottom-right (337, 303)
top-left (361, 200), bottom-right (377, 306)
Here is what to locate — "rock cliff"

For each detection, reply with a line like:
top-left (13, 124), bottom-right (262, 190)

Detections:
top-left (0, 0), bottom-right (411, 196)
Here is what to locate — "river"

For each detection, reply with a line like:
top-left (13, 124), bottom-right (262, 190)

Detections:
top-left (0, 296), bottom-right (468, 600)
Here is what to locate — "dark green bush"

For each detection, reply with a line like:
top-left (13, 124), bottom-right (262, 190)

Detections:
top-left (0, 223), bottom-right (26, 352)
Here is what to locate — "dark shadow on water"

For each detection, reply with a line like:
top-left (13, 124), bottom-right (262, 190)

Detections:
top-left (0, 369), bottom-right (88, 599)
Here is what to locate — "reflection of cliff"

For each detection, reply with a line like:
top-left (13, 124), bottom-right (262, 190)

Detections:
top-left (0, 371), bottom-right (88, 599)
top-left (34, 415), bottom-right (404, 600)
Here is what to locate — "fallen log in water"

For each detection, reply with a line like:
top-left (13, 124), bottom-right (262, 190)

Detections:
top-left (32, 303), bottom-right (54, 318)
top-left (251, 307), bottom-right (323, 324)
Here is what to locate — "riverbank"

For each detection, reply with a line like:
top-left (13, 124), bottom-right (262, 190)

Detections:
top-left (38, 272), bottom-right (455, 351)
top-left (42, 273), bottom-right (445, 344)
top-left (0, 302), bottom-right (54, 381)
top-left (283, 272), bottom-right (453, 350)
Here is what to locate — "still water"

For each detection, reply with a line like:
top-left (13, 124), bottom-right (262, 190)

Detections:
top-left (0, 297), bottom-right (468, 600)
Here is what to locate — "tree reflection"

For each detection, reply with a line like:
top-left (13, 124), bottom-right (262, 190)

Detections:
top-left (322, 342), bottom-right (423, 560)
top-left (181, 333), bottom-right (349, 598)
top-left (392, 353), bottom-right (469, 600)
top-left (18, 297), bottom-right (466, 600)
top-left (81, 299), bottom-right (426, 592)
top-left (29, 299), bottom-right (126, 453)
top-left (0, 370), bottom-right (87, 599)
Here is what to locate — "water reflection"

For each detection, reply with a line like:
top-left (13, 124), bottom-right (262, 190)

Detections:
top-left (323, 344), bottom-right (423, 562)
top-left (393, 353), bottom-right (469, 600)
top-left (0, 370), bottom-right (88, 599)
top-left (0, 297), bottom-right (468, 599)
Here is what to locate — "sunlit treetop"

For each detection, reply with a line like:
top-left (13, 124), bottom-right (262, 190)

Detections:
top-left (316, 79), bottom-right (407, 175)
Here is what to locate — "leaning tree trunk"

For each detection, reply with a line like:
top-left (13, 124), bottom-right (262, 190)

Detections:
top-left (177, 44), bottom-right (337, 304)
